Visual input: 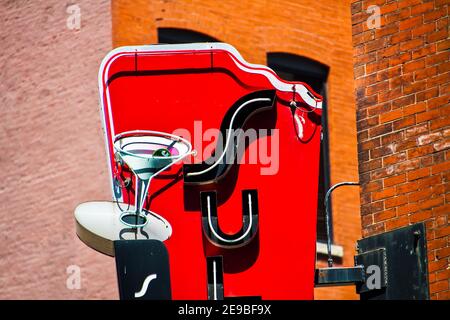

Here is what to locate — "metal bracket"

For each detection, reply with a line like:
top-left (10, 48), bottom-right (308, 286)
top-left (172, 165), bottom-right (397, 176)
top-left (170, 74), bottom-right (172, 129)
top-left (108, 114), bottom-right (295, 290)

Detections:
top-left (315, 266), bottom-right (365, 287)
top-left (315, 223), bottom-right (429, 300)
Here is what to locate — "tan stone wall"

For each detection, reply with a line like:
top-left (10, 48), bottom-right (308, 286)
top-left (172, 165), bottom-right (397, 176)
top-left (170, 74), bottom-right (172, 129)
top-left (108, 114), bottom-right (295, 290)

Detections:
top-left (0, 1), bottom-right (115, 299)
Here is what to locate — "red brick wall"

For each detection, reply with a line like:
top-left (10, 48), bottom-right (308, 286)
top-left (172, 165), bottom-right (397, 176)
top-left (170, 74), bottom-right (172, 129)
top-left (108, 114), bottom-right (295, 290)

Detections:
top-left (0, 1), bottom-right (116, 299)
top-left (113, 0), bottom-right (361, 300)
top-left (351, 0), bottom-right (449, 300)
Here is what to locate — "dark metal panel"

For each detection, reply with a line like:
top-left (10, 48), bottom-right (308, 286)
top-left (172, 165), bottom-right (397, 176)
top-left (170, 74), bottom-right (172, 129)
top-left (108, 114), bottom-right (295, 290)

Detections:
top-left (356, 223), bottom-right (429, 300)
top-left (114, 240), bottom-right (172, 300)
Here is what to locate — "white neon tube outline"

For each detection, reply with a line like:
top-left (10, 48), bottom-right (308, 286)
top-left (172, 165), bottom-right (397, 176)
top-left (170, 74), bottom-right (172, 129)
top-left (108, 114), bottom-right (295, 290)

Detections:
top-left (134, 274), bottom-right (157, 298)
top-left (294, 113), bottom-right (306, 139)
top-left (186, 97), bottom-right (271, 177)
top-left (213, 260), bottom-right (217, 301)
top-left (207, 193), bottom-right (253, 244)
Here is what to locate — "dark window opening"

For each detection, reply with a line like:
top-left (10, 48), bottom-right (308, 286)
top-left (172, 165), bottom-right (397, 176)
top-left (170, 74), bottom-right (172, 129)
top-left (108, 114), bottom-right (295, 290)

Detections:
top-left (267, 52), bottom-right (331, 243)
top-left (158, 28), bottom-right (219, 44)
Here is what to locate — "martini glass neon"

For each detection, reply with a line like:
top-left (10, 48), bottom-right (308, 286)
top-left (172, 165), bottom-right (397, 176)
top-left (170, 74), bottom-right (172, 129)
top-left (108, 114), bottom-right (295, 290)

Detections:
top-left (114, 130), bottom-right (195, 228)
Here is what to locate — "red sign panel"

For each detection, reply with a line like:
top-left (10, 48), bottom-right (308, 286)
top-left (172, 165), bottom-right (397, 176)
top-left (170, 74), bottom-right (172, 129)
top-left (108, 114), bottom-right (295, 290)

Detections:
top-left (99, 43), bottom-right (323, 299)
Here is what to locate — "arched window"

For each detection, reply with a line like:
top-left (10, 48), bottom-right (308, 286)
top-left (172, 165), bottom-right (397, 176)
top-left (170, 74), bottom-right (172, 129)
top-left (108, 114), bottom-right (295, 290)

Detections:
top-left (158, 28), bottom-right (219, 44)
top-left (267, 53), bottom-right (331, 243)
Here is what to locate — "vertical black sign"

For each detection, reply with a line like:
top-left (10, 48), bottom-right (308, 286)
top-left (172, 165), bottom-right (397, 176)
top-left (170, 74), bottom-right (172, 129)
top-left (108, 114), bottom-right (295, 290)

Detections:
top-left (114, 240), bottom-right (172, 300)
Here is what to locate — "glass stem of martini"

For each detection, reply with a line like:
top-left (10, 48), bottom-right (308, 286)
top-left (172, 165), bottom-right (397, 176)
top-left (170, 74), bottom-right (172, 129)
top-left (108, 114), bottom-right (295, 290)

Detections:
top-left (134, 176), bottom-right (151, 226)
